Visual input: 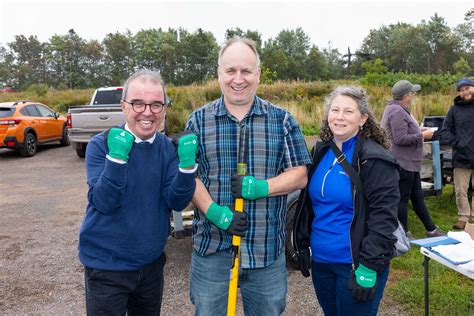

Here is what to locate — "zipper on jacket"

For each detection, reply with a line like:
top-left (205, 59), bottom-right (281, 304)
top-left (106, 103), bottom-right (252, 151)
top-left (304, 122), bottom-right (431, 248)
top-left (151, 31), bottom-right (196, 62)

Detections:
top-left (321, 157), bottom-right (337, 197)
top-left (350, 186), bottom-right (356, 270)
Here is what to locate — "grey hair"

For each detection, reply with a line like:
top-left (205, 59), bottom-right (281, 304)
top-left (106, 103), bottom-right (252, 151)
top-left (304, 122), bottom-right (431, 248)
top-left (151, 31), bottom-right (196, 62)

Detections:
top-left (122, 69), bottom-right (165, 101)
top-left (218, 37), bottom-right (260, 68)
top-left (320, 86), bottom-right (390, 148)
top-left (324, 86), bottom-right (370, 116)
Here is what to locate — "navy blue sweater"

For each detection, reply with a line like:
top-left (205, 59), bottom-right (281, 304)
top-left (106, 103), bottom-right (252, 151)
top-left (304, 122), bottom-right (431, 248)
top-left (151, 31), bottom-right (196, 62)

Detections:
top-left (79, 131), bottom-right (196, 270)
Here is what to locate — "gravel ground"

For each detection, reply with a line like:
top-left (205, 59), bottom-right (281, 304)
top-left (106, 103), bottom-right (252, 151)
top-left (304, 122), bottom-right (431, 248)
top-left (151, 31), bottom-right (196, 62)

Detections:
top-left (0, 144), bottom-right (408, 315)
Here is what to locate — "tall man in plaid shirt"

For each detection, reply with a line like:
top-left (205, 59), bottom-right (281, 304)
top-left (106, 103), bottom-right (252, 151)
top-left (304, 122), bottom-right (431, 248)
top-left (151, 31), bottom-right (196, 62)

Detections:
top-left (185, 37), bottom-right (312, 315)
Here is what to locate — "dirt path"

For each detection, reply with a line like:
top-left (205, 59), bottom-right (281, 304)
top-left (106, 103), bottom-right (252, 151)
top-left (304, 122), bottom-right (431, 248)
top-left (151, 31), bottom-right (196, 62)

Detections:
top-left (0, 145), bottom-right (407, 315)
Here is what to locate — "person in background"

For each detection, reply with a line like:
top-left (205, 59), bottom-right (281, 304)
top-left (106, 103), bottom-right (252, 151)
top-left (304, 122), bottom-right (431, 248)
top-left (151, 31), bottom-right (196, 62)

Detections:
top-left (439, 77), bottom-right (474, 230)
top-left (381, 80), bottom-right (445, 237)
top-left (78, 70), bottom-right (198, 315)
top-left (294, 86), bottom-right (399, 315)
top-left (185, 37), bottom-right (312, 315)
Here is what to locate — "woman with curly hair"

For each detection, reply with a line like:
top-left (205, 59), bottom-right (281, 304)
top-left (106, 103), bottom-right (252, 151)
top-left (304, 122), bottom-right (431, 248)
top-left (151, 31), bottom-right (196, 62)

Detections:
top-left (293, 86), bottom-right (400, 315)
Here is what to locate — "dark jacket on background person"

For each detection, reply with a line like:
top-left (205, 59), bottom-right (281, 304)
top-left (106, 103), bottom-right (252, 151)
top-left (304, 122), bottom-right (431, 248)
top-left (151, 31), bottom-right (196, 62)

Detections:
top-left (293, 136), bottom-right (399, 275)
top-left (381, 100), bottom-right (424, 172)
top-left (439, 96), bottom-right (474, 169)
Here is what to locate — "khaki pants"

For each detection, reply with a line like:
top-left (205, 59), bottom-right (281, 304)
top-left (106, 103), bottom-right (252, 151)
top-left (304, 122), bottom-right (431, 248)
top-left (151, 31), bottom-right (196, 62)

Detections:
top-left (453, 168), bottom-right (474, 222)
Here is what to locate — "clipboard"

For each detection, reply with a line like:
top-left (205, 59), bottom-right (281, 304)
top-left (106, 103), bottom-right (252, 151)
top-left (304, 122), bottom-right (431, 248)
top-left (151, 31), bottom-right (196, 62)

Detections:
top-left (410, 236), bottom-right (460, 248)
top-left (413, 236), bottom-right (472, 265)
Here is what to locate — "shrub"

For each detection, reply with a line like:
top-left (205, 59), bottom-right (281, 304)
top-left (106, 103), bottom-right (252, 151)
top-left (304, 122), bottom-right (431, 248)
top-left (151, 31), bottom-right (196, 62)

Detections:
top-left (301, 124), bottom-right (319, 136)
top-left (26, 83), bottom-right (49, 97)
top-left (359, 72), bottom-right (458, 94)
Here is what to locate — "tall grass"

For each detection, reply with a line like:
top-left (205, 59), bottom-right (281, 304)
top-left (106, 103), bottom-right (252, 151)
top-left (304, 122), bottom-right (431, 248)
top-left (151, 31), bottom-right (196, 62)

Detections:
top-left (0, 88), bottom-right (92, 114)
top-left (166, 80), bottom-right (457, 134)
top-left (0, 80), bottom-right (458, 134)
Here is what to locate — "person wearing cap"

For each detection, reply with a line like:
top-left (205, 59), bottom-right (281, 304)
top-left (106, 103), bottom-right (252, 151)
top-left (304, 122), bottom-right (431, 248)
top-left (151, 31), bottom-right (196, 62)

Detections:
top-left (381, 80), bottom-right (445, 238)
top-left (439, 77), bottom-right (474, 230)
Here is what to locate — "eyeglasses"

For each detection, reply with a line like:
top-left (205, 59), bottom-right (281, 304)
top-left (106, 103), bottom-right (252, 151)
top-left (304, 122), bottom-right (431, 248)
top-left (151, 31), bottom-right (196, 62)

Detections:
top-left (123, 100), bottom-right (166, 113)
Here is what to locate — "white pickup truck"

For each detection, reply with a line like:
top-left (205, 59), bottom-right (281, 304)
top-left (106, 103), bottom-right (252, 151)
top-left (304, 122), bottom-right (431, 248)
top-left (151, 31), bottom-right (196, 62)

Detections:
top-left (67, 87), bottom-right (166, 157)
top-left (67, 87), bottom-right (125, 157)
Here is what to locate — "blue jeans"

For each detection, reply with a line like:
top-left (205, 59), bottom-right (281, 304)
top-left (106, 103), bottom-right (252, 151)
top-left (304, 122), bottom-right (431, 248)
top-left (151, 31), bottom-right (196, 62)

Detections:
top-left (190, 250), bottom-right (287, 316)
top-left (84, 253), bottom-right (166, 316)
top-left (311, 261), bottom-right (389, 316)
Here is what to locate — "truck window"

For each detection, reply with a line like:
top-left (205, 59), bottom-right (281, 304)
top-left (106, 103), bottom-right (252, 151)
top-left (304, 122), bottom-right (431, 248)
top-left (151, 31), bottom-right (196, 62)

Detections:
top-left (93, 90), bottom-right (123, 105)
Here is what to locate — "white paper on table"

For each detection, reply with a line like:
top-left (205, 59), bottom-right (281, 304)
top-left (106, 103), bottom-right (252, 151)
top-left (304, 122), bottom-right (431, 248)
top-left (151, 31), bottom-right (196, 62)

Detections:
top-left (430, 231), bottom-right (474, 264)
top-left (447, 231), bottom-right (474, 246)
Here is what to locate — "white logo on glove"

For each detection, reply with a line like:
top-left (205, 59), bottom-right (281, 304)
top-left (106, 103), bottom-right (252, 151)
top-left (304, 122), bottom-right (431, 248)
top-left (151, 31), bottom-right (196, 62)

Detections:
top-left (115, 135), bottom-right (127, 142)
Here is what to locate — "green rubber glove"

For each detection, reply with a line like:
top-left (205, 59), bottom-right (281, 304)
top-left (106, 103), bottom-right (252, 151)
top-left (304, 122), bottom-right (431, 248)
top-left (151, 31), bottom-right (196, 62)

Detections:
top-left (232, 175), bottom-right (269, 200)
top-left (177, 133), bottom-right (198, 168)
top-left (355, 264), bottom-right (377, 288)
top-left (205, 202), bottom-right (248, 236)
top-left (205, 203), bottom-right (233, 230)
top-left (107, 127), bottom-right (134, 162)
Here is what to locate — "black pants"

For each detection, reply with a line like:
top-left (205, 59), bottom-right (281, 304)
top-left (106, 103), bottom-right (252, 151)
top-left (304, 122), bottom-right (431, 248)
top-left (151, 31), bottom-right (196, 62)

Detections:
top-left (398, 168), bottom-right (436, 232)
top-left (84, 253), bottom-right (166, 316)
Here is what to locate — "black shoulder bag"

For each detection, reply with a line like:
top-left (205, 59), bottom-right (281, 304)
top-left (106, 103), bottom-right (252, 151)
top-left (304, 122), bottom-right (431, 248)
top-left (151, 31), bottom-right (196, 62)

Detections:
top-left (328, 141), bottom-right (409, 258)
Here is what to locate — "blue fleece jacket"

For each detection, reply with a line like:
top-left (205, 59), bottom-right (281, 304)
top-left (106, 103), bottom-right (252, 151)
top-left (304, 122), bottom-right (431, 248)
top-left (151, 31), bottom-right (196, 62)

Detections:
top-left (78, 131), bottom-right (196, 271)
top-left (308, 136), bottom-right (356, 264)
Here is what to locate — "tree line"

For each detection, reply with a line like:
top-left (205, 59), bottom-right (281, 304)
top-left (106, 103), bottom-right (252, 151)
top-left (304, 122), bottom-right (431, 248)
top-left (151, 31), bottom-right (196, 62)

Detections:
top-left (0, 9), bottom-right (472, 90)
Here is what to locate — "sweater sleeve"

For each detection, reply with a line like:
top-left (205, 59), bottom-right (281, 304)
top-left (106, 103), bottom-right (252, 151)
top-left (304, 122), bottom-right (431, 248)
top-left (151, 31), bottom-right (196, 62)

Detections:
top-left (358, 159), bottom-right (399, 271)
top-left (161, 141), bottom-right (196, 211)
top-left (86, 135), bottom-right (128, 215)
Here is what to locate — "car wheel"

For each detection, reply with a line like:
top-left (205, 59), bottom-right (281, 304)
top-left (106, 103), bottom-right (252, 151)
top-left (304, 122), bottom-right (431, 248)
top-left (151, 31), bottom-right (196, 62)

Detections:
top-left (75, 143), bottom-right (87, 158)
top-left (19, 133), bottom-right (37, 157)
top-left (60, 125), bottom-right (70, 146)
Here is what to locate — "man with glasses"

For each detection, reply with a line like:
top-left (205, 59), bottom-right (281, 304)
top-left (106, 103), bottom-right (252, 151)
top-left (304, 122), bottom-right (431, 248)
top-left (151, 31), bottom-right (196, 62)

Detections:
top-left (78, 69), bottom-right (198, 315)
top-left (382, 80), bottom-right (445, 238)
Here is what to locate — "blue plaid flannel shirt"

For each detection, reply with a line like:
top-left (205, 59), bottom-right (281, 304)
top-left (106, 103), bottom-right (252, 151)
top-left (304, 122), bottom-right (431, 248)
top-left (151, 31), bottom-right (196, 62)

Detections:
top-left (186, 96), bottom-right (312, 268)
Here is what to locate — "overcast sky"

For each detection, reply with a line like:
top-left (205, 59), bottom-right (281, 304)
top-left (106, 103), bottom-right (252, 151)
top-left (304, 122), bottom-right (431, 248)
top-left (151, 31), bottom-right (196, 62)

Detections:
top-left (0, 0), bottom-right (472, 53)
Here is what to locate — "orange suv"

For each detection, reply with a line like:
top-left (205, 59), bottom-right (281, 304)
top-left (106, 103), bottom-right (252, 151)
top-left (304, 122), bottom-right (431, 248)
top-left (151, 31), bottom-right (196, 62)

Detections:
top-left (0, 100), bottom-right (69, 157)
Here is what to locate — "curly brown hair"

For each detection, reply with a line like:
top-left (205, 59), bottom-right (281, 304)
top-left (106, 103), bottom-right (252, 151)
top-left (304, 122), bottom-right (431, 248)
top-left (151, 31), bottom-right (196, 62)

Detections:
top-left (319, 86), bottom-right (390, 149)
